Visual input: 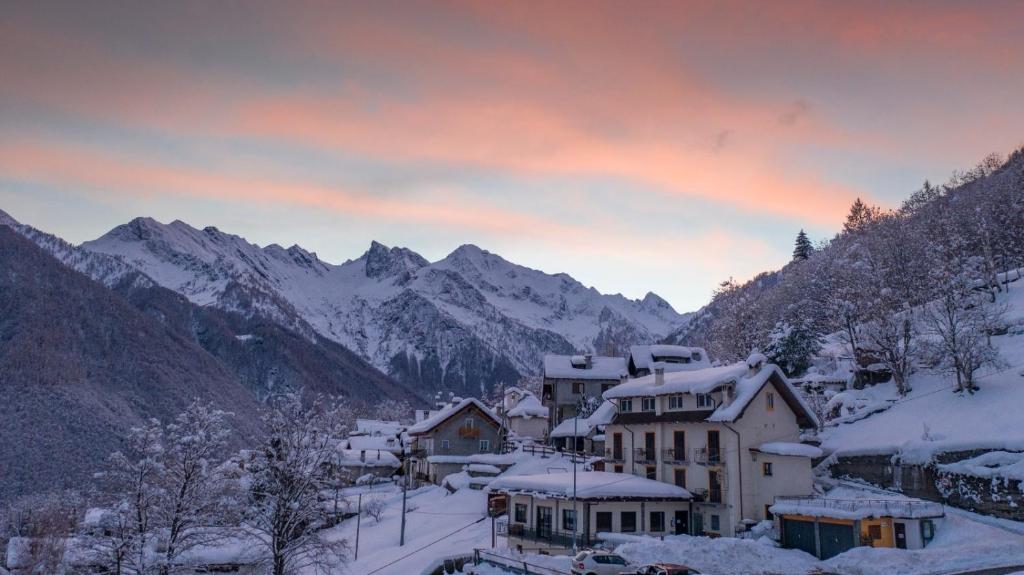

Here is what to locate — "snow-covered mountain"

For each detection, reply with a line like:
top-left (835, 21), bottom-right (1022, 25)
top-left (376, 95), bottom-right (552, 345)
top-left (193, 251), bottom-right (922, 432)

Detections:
top-left (79, 217), bottom-right (691, 395)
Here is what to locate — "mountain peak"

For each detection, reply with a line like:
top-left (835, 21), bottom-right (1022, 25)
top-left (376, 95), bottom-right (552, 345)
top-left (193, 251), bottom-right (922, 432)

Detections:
top-left (363, 240), bottom-right (428, 279)
top-left (642, 291), bottom-right (676, 313)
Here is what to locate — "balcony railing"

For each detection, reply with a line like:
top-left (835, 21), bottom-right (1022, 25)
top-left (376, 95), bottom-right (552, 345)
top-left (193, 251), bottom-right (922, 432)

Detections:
top-left (604, 448), bottom-right (624, 463)
top-left (689, 486), bottom-right (727, 504)
top-left (633, 448), bottom-right (656, 464)
top-left (504, 523), bottom-right (592, 549)
top-left (693, 447), bottom-right (725, 465)
top-left (662, 448), bottom-right (688, 463)
top-left (458, 426), bottom-right (481, 439)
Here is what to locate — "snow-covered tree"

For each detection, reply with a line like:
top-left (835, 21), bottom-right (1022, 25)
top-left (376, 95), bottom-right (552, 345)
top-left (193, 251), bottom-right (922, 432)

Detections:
top-left (242, 395), bottom-right (349, 575)
top-left (763, 320), bottom-right (821, 377)
top-left (372, 399), bottom-right (413, 424)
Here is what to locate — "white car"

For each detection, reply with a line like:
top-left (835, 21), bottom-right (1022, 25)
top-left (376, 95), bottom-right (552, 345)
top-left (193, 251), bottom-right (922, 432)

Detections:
top-left (570, 550), bottom-right (631, 575)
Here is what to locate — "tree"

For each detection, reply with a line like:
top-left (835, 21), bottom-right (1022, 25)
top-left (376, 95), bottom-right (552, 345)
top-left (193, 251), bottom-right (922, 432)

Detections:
top-left (792, 230), bottom-right (813, 262)
top-left (243, 395), bottom-right (349, 575)
top-left (763, 320), bottom-right (821, 377)
top-left (843, 198), bottom-right (879, 233)
top-left (156, 402), bottom-right (235, 574)
top-left (92, 419), bottom-right (166, 575)
top-left (1, 490), bottom-right (83, 574)
top-left (372, 399), bottom-right (413, 424)
top-left (923, 259), bottom-right (1005, 393)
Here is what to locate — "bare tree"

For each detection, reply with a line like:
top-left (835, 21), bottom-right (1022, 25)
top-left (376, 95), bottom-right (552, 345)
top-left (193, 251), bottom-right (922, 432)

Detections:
top-left (1, 490), bottom-right (83, 574)
top-left (242, 395), bottom-right (349, 575)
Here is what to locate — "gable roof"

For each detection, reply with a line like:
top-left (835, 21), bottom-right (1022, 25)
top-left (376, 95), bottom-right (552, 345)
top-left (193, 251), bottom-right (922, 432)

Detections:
top-left (506, 392), bottom-right (548, 419)
top-left (604, 362), bottom-right (819, 429)
top-left (489, 471), bottom-right (691, 501)
top-left (543, 354), bottom-right (627, 380)
top-left (407, 397), bottom-right (502, 435)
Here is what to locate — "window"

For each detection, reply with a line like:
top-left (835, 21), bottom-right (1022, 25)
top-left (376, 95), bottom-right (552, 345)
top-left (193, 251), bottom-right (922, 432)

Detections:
top-left (696, 393), bottom-right (713, 408)
top-left (596, 511), bottom-right (613, 531)
top-left (465, 417), bottom-right (476, 428)
top-left (441, 439), bottom-right (450, 450)
top-left (620, 511), bottom-right (637, 532)
top-left (764, 505), bottom-right (774, 521)
top-left (573, 381), bottom-right (584, 394)
top-left (514, 503), bottom-right (527, 523)
top-left (668, 394), bottom-right (684, 410)
top-left (641, 397), bottom-right (656, 412)
top-left (674, 468), bottom-right (687, 488)
top-left (868, 524), bottom-right (882, 541)
top-left (479, 439), bottom-right (490, 453)
top-left (763, 462), bottom-right (773, 476)
top-left (766, 392), bottom-right (775, 411)
top-left (619, 399), bottom-right (633, 412)
top-left (646, 466), bottom-right (656, 480)
top-left (921, 519), bottom-right (935, 543)
top-left (614, 465), bottom-right (624, 473)
top-left (594, 555), bottom-right (627, 565)
top-left (710, 514), bottom-right (720, 531)
top-left (650, 511), bottom-right (665, 532)
top-left (562, 509), bottom-right (576, 531)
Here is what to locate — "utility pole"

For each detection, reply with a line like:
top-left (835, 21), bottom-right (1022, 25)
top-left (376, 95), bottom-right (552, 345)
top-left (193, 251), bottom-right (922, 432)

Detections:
top-left (399, 432), bottom-right (409, 546)
top-left (355, 493), bottom-right (363, 560)
top-left (572, 398), bottom-right (579, 554)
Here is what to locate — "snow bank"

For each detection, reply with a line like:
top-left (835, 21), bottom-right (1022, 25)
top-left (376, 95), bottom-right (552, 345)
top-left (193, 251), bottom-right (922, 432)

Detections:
top-left (938, 451), bottom-right (1024, 481)
top-left (612, 533), bottom-right (819, 575)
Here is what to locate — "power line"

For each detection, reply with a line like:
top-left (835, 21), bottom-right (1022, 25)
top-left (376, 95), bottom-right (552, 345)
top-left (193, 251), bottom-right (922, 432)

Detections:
top-left (364, 516), bottom-right (487, 575)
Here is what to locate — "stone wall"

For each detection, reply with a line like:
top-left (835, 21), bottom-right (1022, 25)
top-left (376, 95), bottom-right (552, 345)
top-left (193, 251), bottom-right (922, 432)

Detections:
top-left (831, 451), bottom-right (1024, 521)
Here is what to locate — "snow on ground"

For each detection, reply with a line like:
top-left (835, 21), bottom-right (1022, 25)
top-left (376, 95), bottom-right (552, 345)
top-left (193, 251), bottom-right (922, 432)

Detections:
top-left (317, 483), bottom-right (490, 575)
top-left (819, 286), bottom-right (1024, 460)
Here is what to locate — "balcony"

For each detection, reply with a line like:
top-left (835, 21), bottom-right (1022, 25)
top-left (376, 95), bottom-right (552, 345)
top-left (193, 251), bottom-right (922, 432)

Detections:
top-left (689, 486), bottom-right (727, 504)
top-left (604, 448), bottom-right (625, 463)
top-left (693, 447), bottom-right (725, 465)
top-left (458, 425), bottom-right (481, 439)
top-left (504, 523), bottom-right (592, 549)
top-left (662, 448), bottom-right (688, 464)
top-left (633, 448), bottom-right (656, 464)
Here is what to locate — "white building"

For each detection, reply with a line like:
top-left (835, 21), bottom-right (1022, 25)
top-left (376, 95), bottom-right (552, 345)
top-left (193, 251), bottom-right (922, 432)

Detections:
top-left (499, 388), bottom-right (549, 441)
top-left (627, 344), bottom-right (711, 377)
top-left (602, 354), bottom-right (821, 537)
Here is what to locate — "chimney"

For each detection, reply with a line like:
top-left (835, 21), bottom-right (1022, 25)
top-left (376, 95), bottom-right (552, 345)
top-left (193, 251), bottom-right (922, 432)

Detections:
top-left (654, 363), bottom-right (665, 386)
top-left (584, 353), bottom-right (593, 369)
top-left (620, 374), bottom-right (628, 386)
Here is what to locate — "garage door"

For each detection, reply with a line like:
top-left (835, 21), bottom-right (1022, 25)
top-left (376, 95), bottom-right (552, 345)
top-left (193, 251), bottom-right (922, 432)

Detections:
top-left (819, 522), bottom-right (855, 560)
top-left (782, 519), bottom-right (816, 557)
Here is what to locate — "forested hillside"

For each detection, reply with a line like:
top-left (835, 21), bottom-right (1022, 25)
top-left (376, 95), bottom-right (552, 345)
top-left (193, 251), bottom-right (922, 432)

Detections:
top-left (669, 148), bottom-right (1024, 394)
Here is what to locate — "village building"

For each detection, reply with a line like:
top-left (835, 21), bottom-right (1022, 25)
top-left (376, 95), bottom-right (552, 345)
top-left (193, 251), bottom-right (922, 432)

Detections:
top-left (497, 387), bottom-right (549, 441)
top-left (627, 345), bottom-right (711, 377)
top-left (489, 471), bottom-right (692, 553)
top-left (328, 448), bottom-right (401, 485)
top-left (770, 496), bottom-right (944, 559)
top-left (548, 399), bottom-right (617, 455)
top-left (542, 354), bottom-right (628, 430)
top-left (602, 354), bottom-right (820, 538)
top-left (407, 398), bottom-right (504, 484)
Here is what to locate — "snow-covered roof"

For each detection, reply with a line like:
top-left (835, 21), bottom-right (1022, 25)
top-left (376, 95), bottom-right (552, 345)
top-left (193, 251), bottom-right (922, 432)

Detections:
top-left (355, 418), bottom-right (403, 436)
top-left (937, 451), bottom-right (1024, 481)
top-left (549, 400), bottom-right (617, 438)
top-left (769, 497), bottom-right (944, 520)
top-left (506, 393), bottom-right (548, 419)
top-left (335, 449), bottom-right (400, 468)
top-left (543, 354), bottom-right (627, 380)
top-left (489, 471), bottom-right (691, 500)
top-left (629, 344), bottom-right (711, 372)
top-left (407, 397), bottom-right (501, 435)
top-left (603, 362), bottom-right (819, 428)
top-left (753, 442), bottom-right (824, 458)
top-left (347, 435), bottom-right (401, 451)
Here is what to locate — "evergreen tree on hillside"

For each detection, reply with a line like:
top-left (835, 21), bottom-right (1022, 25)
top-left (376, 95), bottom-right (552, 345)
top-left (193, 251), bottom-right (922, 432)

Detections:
top-left (792, 230), bottom-right (812, 261)
top-left (843, 198), bottom-right (878, 233)
top-left (764, 320), bottom-right (821, 377)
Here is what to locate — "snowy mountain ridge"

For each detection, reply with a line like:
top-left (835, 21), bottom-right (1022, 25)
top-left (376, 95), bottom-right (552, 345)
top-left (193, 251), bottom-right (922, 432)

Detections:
top-left (69, 215), bottom-right (690, 395)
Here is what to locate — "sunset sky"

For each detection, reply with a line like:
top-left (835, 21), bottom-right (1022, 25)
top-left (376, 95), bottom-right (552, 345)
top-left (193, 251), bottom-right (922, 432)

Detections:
top-left (2, 1), bottom-right (1023, 311)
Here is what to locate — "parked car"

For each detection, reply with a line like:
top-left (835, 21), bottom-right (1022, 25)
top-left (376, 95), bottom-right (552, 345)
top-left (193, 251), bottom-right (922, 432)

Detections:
top-left (621, 564), bottom-right (701, 575)
top-left (570, 550), bottom-right (630, 575)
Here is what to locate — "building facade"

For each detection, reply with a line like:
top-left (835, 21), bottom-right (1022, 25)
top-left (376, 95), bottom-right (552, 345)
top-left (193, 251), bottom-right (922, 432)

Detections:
top-left (407, 398), bottom-right (504, 484)
top-left (542, 354), bottom-right (627, 430)
top-left (602, 356), bottom-right (820, 537)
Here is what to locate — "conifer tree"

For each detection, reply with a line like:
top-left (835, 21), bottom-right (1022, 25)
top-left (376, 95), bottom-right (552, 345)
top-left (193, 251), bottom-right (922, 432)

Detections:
top-left (792, 229), bottom-right (812, 261)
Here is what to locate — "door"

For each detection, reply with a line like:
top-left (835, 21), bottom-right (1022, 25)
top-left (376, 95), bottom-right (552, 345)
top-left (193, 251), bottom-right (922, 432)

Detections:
top-left (612, 433), bottom-right (623, 460)
top-left (674, 510), bottom-right (689, 535)
top-left (536, 506), bottom-right (552, 539)
top-left (819, 522), bottom-right (856, 559)
top-left (894, 522), bottom-right (907, 549)
top-left (644, 432), bottom-right (656, 461)
top-left (692, 512), bottom-right (704, 536)
top-left (707, 430), bottom-right (720, 463)
top-left (708, 470), bottom-right (723, 503)
top-left (673, 430), bottom-right (686, 461)
top-left (782, 518), bottom-right (816, 557)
